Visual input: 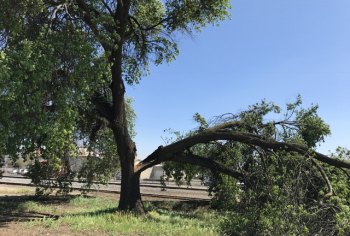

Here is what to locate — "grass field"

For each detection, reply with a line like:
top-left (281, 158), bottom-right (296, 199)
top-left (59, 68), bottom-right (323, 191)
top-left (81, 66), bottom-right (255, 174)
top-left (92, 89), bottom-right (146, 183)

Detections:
top-left (0, 185), bottom-right (222, 236)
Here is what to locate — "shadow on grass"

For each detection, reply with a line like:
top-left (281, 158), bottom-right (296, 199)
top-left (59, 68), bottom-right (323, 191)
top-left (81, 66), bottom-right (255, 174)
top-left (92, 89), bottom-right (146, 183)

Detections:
top-left (144, 200), bottom-right (212, 221)
top-left (0, 194), bottom-right (210, 229)
top-left (62, 200), bottom-right (210, 218)
top-left (145, 200), bottom-right (210, 211)
top-left (0, 195), bottom-right (81, 227)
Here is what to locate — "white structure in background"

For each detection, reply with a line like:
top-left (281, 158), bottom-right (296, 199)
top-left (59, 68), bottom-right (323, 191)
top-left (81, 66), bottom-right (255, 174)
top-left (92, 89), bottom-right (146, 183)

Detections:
top-left (149, 165), bottom-right (164, 180)
top-left (134, 160), bottom-right (164, 180)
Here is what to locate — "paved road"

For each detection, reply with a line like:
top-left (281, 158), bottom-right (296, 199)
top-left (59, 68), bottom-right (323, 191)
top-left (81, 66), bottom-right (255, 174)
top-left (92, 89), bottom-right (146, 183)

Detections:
top-left (0, 176), bottom-right (211, 200)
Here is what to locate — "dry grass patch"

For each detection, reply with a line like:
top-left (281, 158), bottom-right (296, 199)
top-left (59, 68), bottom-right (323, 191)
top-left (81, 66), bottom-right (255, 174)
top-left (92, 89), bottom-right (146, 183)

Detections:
top-left (0, 185), bottom-right (34, 195)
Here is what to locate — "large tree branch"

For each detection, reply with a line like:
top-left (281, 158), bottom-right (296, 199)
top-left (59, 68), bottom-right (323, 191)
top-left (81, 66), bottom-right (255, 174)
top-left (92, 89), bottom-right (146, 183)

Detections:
top-left (135, 146), bottom-right (164, 173)
top-left (110, 0), bottom-right (130, 121)
top-left (135, 149), bottom-right (245, 181)
top-left (129, 16), bottom-right (172, 32)
top-left (75, 0), bottom-right (115, 51)
top-left (159, 131), bottom-right (350, 169)
top-left (311, 159), bottom-right (334, 198)
top-left (136, 125), bottom-right (350, 176)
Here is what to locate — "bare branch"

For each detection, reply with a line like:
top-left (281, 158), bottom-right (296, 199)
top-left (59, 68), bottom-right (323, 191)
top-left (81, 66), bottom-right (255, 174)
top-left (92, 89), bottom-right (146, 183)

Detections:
top-left (339, 168), bottom-right (350, 180)
top-left (100, 0), bottom-right (114, 15)
top-left (168, 153), bottom-right (245, 180)
top-left (311, 159), bottom-right (334, 198)
top-left (206, 120), bottom-right (242, 132)
top-left (48, 3), bottom-right (66, 28)
top-left (129, 16), bottom-right (172, 32)
top-left (75, 0), bottom-right (115, 51)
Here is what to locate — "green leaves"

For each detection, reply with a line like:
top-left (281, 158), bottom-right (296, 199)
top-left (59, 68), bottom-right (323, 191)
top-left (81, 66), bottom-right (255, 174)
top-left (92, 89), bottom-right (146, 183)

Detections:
top-left (164, 0), bottom-right (231, 32)
top-left (296, 105), bottom-right (331, 147)
top-left (160, 97), bottom-right (348, 234)
top-left (193, 112), bottom-right (208, 130)
top-left (0, 4), bottom-right (122, 191)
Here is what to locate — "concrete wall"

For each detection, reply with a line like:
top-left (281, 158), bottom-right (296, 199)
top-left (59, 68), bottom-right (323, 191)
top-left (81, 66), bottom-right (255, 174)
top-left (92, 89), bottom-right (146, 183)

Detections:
top-left (149, 165), bottom-right (164, 180)
top-left (136, 161), bottom-right (164, 180)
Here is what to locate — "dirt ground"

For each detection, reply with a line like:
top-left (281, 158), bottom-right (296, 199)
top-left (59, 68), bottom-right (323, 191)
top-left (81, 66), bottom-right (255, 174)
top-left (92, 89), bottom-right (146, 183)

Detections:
top-left (1, 223), bottom-right (74, 236)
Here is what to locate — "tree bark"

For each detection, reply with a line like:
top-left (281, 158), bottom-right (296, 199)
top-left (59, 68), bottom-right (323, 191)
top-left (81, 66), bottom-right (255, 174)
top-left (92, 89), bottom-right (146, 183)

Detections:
top-left (66, 0), bottom-right (143, 213)
top-left (110, 59), bottom-right (143, 212)
top-left (105, 1), bottom-right (144, 212)
top-left (118, 156), bottom-right (144, 212)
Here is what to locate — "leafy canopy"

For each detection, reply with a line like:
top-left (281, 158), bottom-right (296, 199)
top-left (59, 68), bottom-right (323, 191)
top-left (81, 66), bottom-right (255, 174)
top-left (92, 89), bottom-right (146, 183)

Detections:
top-left (0, 0), bottom-right (231, 189)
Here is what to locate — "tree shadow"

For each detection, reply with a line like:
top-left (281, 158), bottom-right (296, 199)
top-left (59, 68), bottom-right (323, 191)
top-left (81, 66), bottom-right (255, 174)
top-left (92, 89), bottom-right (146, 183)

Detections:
top-left (0, 195), bottom-right (210, 229)
top-left (144, 200), bottom-right (212, 221)
top-left (145, 199), bottom-right (210, 211)
top-left (62, 207), bottom-right (118, 218)
top-left (55, 200), bottom-right (210, 224)
top-left (0, 195), bottom-right (80, 228)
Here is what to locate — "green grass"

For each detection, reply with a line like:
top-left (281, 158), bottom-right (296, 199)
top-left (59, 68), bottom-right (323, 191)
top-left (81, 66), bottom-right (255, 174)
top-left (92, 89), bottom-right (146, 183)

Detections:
top-left (23, 196), bottom-right (221, 236)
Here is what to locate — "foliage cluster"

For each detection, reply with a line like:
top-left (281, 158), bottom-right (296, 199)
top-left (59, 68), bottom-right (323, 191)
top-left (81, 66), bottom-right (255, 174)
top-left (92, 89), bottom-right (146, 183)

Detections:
top-left (163, 98), bottom-right (350, 235)
top-left (0, 25), bottom-right (135, 192)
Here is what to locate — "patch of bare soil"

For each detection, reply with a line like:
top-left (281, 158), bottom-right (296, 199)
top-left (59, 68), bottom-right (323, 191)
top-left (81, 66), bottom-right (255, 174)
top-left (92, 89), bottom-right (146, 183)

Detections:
top-left (0, 223), bottom-right (118, 236)
top-left (0, 222), bottom-right (128, 236)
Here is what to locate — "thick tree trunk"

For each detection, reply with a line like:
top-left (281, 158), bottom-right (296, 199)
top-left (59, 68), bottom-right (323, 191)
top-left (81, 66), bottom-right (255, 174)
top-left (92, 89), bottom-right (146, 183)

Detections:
top-left (106, 0), bottom-right (143, 213)
top-left (76, 0), bottom-right (143, 213)
top-left (110, 56), bottom-right (144, 213)
top-left (118, 154), bottom-right (144, 213)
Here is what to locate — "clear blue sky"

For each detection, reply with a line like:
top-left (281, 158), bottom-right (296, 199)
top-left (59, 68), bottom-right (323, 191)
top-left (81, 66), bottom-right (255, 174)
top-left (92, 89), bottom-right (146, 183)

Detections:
top-left (127, 0), bottom-right (350, 159)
